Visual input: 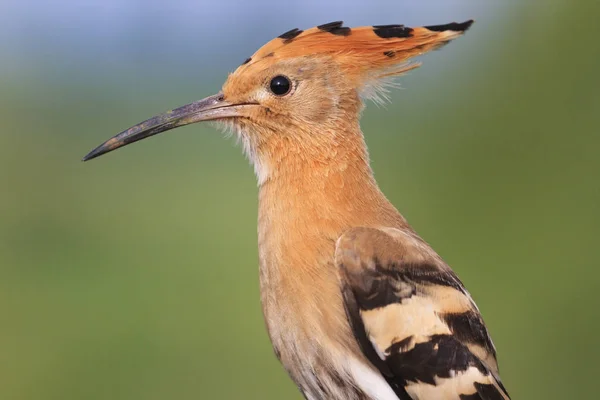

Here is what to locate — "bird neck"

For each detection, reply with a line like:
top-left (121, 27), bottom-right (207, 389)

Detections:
top-left (256, 128), bottom-right (406, 242)
top-left (255, 127), bottom-right (407, 347)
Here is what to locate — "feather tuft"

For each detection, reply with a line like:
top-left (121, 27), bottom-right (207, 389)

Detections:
top-left (238, 20), bottom-right (473, 92)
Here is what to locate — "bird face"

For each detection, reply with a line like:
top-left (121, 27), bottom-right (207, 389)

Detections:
top-left (216, 56), bottom-right (362, 184)
top-left (222, 56), bottom-right (355, 134)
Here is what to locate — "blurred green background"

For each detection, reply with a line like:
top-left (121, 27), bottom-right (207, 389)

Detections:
top-left (1, 0), bottom-right (598, 399)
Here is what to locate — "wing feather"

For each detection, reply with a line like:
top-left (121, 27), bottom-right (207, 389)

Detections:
top-left (335, 227), bottom-right (510, 400)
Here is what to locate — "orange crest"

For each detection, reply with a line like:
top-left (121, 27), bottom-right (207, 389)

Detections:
top-left (237, 20), bottom-right (473, 85)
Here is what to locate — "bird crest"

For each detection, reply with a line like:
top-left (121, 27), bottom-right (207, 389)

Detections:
top-left (237, 20), bottom-right (473, 87)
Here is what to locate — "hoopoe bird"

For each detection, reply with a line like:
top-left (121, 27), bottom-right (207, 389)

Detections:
top-left (83, 19), bottom-right (510, 400)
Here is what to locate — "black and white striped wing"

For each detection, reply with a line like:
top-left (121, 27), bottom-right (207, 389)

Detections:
top-left (335, 227), bottom-right (510, 400)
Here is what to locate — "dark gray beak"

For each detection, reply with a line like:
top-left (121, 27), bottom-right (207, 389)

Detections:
top-left (82, 92), bottom-right (246, 161)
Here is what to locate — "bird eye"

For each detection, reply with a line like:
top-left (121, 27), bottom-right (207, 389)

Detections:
top-left (269, 75), bottom-right (291, 96)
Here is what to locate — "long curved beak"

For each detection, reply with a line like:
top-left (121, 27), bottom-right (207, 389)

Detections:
top-left (82, 92), bottom-right (245, 161)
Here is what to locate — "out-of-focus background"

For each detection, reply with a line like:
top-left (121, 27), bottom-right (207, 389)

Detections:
top-left (1, 0), bottom-right (598, 399)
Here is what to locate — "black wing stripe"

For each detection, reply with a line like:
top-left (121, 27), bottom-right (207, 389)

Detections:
top-left (442, 310), bottom-right (497, 357)
top-left (341, 280), bottom-right (413, 400)
top-left (475, 382), bottom-right (507, 400)
top-left (386, 334), bottom-right (487, 385)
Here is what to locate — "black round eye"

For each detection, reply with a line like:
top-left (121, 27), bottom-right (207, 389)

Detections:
top-left (269, 75), bottom-right (291, 96)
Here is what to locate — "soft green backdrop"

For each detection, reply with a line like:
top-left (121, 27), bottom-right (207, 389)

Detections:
top-left (1, 1), bottom-right (598, 399)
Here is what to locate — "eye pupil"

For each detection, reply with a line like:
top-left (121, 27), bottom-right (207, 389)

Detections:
top-left (269, 75), bottom-right (291, 96)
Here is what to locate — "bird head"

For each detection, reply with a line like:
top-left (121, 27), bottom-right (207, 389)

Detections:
top-left (83, 20), bottom-right (473, 181)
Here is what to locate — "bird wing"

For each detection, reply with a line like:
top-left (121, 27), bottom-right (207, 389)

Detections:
top-left (334, 227), bottom-right (510, 400)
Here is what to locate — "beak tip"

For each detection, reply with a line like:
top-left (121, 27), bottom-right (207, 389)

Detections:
top-left (82, 136), bottom-right (122, 162)
top-left (82, 145), bottom-right (106, 162)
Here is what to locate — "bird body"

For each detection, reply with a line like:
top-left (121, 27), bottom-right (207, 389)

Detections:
top-left (84, 19), bottom-right (510, 400)
top-left (257, 136), bottom-right (405, 399)
top-left (255, 114), bottom-right (507, 400)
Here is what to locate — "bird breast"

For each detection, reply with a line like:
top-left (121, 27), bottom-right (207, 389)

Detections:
top-left (256, 189), bottom-right (402, 400)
